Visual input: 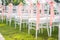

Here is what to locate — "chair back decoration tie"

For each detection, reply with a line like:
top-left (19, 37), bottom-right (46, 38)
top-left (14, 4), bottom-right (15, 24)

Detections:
top-left (36, 2), bottom-right (40, 30)
top-left (49, 1), bottom-right (55, 27)
top-left (0, 0), bottom-right (4, 18)
top-left (8, 3), bottom-right (13, 18)
top-left (18, 2), bottom-right (23, 19)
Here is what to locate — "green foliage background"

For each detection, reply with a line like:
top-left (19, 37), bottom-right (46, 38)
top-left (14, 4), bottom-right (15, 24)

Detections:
top-left (3, 0), bottom-right (26, 5)
top-left (2, 0), bottom-right (60, 6)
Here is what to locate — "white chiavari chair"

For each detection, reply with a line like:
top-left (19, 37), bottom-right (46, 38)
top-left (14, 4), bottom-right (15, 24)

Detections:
top-left (14, 3), bottom-right (23, 31)
top-left (0, 4), bottom-right (3, 22)
top-left (0, 0), bottom-right (5, 23)
top-left (6, 3), bottom-right (13, 26)
top-left (49, 3), bottom-right (60, 36)
top-left (21, 5), bottom-right (29, 28)
top-left (28, 3), bottom-right (50, 38)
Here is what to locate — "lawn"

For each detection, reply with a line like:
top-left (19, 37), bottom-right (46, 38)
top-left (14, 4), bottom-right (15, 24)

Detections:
top-left (0, 20), bottom-right (58, 40)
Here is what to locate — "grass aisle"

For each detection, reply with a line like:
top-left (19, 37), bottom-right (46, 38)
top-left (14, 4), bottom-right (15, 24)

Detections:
top-left (0, 20), bottom-right (58, 40)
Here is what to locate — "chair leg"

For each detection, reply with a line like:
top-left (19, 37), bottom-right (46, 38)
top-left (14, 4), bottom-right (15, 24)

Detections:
top-left (6, 18), bottom-right (8, 24)
top-left (2, 17), bottom-right (3, 23)
top-left (28, 23), bottom-right (30, 34)
top-left (22, 22), bottom-right (23, 27)
top-left (52, 25), bottom-right (54, 31)
top-left (41, 28), bottom-right (43, 34)
top-left (19, 21), bottom-right (21, 31)
top-left (41, 24), bottom-right (43, 33)
top-left (46, 23), bottom-right (49, 36)
top-left (26, 22), bottom-right (27, 27)
top-left (39, 29), bottom-right (40, 33)
top-left (49, 26), bottom-right (52, 36)
top-left (36, 29), bottom-right (38, 39)
top-left (47, 28), bottom-right (50, 36)
top-left (59, 24), bottom-right (60, 40)
top-left (9, 19), bottom-right (11, 26)
top-left (15, 21), bottom-right (16, 29)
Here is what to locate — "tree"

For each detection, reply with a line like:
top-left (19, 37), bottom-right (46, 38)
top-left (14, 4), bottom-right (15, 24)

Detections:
top-left (2, 0), bottom-right (26, 5)
top-left (54, 0), bottom-right (60, 3)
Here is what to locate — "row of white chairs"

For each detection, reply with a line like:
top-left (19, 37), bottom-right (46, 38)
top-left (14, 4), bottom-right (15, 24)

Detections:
top-left (0, 4), bottom-right (59, 39)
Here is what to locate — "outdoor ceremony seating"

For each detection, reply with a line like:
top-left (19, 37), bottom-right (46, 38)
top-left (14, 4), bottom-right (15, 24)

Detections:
top-left (0, 0), bottom-right (60, 39)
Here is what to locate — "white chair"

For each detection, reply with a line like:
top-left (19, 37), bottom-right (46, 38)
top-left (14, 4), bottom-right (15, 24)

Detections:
top-left (14, 4), bottom-right (22, 31)
top-left (14, 15), bottom-right (22, 30)
top-left (0, 0), bottom-right (3, 22)
top-left (49, 6), bottom-right (60, 36)
top-left (48, 3), bottom-right (60, 36)
top-left (5, 6), bottom-right (9, 24)
top-left (28, 4), bottom-right (49, 38)
top-left (6, 3), bottom-right (13, 26)
top-left (0, 4), bottom-right (5, 23)
top-left (49, 15), bottom-right (60, 36)
top-left (6, 6), bottom-right (12, 26)
top-left (15, 5), bottom-right (29, 31)
top-left (0, 5), bottom-right (3, 22)
top-left (21, 5), bottom-right (29, 28)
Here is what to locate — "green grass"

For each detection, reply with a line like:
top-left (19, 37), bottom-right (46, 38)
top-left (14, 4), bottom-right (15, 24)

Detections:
top-left (0, 20), bottom-right (58, 40)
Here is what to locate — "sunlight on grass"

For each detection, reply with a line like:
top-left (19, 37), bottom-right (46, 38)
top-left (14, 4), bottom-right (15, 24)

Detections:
top-left (0, 24), bottom-right (6, 27)
top-left (0, 21), bottom-right (58, 40)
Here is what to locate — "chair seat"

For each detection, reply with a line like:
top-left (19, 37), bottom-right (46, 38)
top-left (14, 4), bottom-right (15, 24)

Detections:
top-left (53, 16), bottom-right (60, 23)
top-left (28, 17), bottom-right (48, 24)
